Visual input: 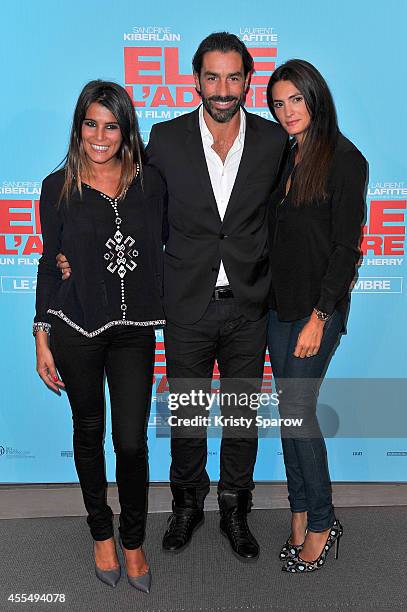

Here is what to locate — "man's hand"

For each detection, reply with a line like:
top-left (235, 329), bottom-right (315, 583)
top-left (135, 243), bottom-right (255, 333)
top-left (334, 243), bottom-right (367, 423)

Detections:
top-left (294, 312), bottom-right (326, 358)
top-left (56, 253), bottom-right (71, 280)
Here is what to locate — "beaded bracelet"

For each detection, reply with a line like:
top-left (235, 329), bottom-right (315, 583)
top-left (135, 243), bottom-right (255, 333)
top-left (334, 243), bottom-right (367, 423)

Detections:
top-left (33, 322), bottom-right (51, 336)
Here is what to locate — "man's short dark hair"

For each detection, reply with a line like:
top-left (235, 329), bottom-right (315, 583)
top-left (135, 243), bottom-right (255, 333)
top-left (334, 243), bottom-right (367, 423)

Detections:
top-left (192, 32), bottom-right (254, 77)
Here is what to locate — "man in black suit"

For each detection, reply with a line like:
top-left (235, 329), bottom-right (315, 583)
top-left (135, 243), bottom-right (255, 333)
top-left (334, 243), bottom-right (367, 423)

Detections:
top-left (147, 32), bottom-right (288, 561)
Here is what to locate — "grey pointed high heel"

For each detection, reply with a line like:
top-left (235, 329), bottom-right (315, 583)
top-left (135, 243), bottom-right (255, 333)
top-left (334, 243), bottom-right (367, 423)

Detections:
top-left (127, 568), bottom-right (152, 593)
top-left (94, 542), bottom-right (121, 588)
top-left (119, 541), bottom-right (152, 593)
top-left (94, 563), bottom-right (121, 588)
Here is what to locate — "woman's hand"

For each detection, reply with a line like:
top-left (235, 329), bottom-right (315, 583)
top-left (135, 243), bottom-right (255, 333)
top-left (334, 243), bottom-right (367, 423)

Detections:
top-left (35, 332), bottom-right (65, 393)
top-left (294, 311), bottom-right (326, 358)
top-left (56, 253), bottom-right (71, 280)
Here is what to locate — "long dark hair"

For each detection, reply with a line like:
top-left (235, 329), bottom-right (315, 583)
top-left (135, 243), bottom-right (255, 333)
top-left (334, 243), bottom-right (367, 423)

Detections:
top-left (60, 80), bottom-right (144, 202)
top-left (267, 60), bottom-right (338, 206)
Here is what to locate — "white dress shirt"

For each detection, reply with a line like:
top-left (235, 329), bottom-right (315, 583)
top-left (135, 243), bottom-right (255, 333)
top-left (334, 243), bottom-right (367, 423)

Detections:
top-left (199, 105), bottom-right (246, 287)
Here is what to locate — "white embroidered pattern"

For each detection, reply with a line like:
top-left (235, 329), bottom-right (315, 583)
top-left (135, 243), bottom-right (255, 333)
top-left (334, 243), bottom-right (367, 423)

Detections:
top-left (104, 231), bottom-right (139, 278)
top-left (47, 310), bottom-right (165, 338)
top-left (84, 168), bottom-right (140, 321)
top-left (100, 191), bottom-right (139, 320)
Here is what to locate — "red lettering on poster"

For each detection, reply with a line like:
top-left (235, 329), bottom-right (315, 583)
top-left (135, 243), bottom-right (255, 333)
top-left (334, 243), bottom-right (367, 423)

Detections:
top-left (0, 200), bottom-right (33, 234)
top-left (360, 236), bottom-right (382, 255)
top-left (0, 235), bottom-right (18, 255)
top-left (250, 47), bottom-right (277, 84)
top-left (0, 199), bottom-right (43, 255)
top-left (175, 87), bottom-right (200, 107)
top-left (124, 47), bottom-right (162, 84)
top-left (164, 48), bottom-right (193, 84)
top-left (124, 46), bottom-right (276, 110)
top-left (368, 200), bottom-right (405, 235)
top-left (151, 86), bottom-right (176, 107)
top-left (34, 200), bottom-right (41, 234)
top-left (22, 236), bottom-right (43, 255)
top-left (361, 200), bottom-right (406, 255)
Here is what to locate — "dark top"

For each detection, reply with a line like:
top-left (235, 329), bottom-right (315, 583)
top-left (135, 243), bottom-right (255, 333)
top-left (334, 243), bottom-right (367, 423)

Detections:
top-left (147, 107), bottom-right (288, 324)
top-left (34, 166), bottom-right (165, 336)
top-left (268, 132), bottom-right (367, 324)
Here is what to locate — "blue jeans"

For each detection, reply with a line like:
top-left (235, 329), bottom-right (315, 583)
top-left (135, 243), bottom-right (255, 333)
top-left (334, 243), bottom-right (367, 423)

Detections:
top-left (267, 309), bottom-right (342, 532)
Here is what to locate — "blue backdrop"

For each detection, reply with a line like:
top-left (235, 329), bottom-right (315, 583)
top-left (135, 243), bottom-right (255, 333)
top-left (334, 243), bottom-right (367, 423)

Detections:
top-left (1, 0), bottom-right (406, 483)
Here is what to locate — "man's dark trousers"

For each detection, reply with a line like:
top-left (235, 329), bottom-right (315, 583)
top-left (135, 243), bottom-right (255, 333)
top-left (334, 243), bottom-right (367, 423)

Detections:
top-left (165, 297), bottom-right (268, 507)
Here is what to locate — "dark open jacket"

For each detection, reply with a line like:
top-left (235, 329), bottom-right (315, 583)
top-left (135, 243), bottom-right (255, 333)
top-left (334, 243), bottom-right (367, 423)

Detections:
top-left (147, 107), bottom-right (288, 324)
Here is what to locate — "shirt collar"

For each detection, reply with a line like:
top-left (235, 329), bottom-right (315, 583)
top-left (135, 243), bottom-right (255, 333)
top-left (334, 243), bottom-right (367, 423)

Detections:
top-left (199, 104), bottom-right (246, 145)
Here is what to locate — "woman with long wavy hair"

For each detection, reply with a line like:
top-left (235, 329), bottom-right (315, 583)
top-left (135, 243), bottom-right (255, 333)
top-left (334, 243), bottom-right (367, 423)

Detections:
top-left (266, 60), bottom-right (367, 573)
top-left (34, 80), bottom-right (165, 592)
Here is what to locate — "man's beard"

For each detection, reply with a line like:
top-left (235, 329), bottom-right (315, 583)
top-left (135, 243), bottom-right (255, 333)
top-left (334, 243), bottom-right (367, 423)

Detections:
top-left (201, 95), bottom-right (242, 123)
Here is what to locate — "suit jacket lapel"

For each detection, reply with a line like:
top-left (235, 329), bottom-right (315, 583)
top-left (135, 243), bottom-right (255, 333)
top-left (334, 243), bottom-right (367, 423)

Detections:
top-left (185, 108), bottom-right (221, 222)
top-left (222, 109), bottom-right (258, 226)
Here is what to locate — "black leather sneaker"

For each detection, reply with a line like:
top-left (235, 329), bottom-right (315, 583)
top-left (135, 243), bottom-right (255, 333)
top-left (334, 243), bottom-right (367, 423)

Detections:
top-left (219, 490), bottom-right (259, 562)
top-left (162, 486), bottom-right (204, 553)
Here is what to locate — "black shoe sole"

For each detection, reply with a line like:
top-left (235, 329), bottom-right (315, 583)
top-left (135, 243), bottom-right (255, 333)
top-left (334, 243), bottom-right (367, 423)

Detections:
top-left (219, 527), bottom-right (259, 563)
top-left (162, 515), bottom-right (205, 554)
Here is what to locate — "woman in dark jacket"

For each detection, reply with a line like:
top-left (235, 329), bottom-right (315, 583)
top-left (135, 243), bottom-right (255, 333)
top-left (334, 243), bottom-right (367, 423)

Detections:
top-left (34, 80), bottom-right (165, 592)
top-left (266, 60), bottom-right (367, 573)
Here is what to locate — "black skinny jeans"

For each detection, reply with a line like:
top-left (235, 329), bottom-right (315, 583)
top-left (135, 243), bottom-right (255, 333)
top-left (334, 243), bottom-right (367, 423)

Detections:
top-left (50, 316), bottom-right (155, 548)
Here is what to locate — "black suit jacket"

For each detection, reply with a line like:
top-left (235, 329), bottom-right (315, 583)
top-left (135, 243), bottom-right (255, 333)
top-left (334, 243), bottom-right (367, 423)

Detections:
top-left (147, 107), bottom-right (288, 324)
